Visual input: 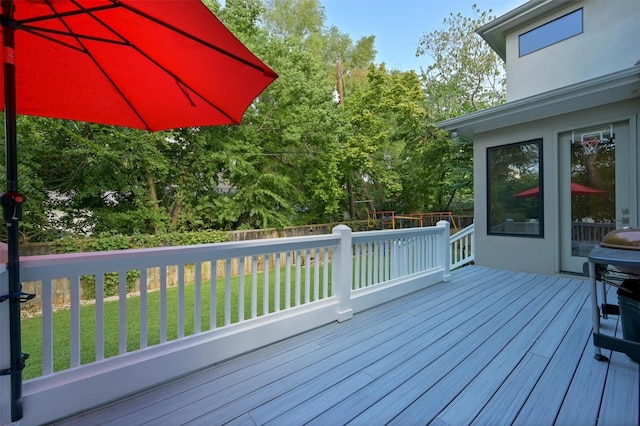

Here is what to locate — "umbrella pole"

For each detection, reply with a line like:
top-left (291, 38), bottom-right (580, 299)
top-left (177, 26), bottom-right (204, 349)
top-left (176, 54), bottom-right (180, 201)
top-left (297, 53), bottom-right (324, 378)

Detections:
top-left (1, 15), bottom-right (24, 422)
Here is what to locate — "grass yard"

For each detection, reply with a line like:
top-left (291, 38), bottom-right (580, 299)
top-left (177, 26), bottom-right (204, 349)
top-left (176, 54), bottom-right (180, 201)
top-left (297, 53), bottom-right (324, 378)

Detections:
top-left (21, 265), bottom-right (332, 380)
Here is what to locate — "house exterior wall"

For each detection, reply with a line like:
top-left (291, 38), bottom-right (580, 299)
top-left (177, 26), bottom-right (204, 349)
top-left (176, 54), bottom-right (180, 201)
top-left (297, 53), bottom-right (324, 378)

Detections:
top-left (473, 99), bottom-right (639, 274)
top-left (505, 0), bottom-right (640, 101)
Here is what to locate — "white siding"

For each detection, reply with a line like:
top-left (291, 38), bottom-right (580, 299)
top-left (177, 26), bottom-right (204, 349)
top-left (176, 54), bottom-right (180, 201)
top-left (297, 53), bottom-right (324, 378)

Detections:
top-left (473, 98), bottom-right (639, 274)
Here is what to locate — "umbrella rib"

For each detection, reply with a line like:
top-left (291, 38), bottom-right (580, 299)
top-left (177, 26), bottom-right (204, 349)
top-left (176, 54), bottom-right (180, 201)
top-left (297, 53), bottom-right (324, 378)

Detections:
top-left (20, 25), bottom-right (128, 54)
top-left (20, 24), bottom-right (129, 45)
top-left (12, 3), bottom-right (119, 25)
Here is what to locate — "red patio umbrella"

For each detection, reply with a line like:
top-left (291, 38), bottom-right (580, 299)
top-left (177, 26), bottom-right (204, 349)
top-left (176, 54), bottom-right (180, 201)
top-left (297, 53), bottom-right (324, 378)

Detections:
top-left (514, 182), bottom-right (607, 198)
top-left (0, 1), bottom-right (277, 420)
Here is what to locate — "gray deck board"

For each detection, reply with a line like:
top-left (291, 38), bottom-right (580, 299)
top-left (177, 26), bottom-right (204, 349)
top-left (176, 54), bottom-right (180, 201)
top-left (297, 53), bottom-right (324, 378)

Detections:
top-left (54, 266), bottom-right (640, 426)
top-left (384, 277), bottom-right (567, 425)
top-left (433, 278), bottom-right (583, 425)
top-left (471, 352), bottom-right (550, 425)
top-left (598, 325), bottom-right (640, 426)
top-left (512, 306), bottom-right (593, 425)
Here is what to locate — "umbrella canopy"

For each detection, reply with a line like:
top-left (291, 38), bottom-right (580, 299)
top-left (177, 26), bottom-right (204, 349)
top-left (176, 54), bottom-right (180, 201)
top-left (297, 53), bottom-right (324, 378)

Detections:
top-left (514, 182), bottom-right (607, 198)
top-left (1, 0), bottom-right (278, 130)
top-left (0, 1), bottom-right (277, 421)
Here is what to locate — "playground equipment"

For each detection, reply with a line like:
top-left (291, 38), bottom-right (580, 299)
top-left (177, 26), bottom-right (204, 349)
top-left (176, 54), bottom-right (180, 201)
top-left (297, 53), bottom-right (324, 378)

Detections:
top-left (367, 211), bottom-right (458, 232)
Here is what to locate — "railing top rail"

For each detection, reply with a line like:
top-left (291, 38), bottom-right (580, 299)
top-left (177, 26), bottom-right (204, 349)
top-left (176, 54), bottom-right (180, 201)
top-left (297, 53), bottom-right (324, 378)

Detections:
top-left (352, 224), bottom-right (446, 242)
top-left (19, 233), bottom-right (341, 275)
top-left (451, 223), bottom-right (474, 239)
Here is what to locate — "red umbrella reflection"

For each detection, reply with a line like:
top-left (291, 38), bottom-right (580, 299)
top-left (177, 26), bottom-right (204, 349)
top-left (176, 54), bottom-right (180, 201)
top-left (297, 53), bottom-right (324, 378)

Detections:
top-left (514, 182), bottom-right (607, 198)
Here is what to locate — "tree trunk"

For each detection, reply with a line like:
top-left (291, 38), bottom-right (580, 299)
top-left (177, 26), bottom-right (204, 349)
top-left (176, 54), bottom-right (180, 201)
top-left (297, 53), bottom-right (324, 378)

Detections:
top-left (171, 201), bottom-right (182, 230)
top-left (146, 172), bottom-right (160, 233)
top-left (347, 177), bottom-right (356, 220)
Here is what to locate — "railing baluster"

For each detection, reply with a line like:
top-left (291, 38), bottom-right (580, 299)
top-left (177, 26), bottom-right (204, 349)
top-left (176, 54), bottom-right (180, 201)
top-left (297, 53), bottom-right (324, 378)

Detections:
top-left (274, 253), bottom-right (281, 312)
top-left (415, 236), bottom-right (421, 272)
top-left (365, 242), bottom-right (373, 287)
top-left (419, 235), bottom-right (424, 268)
top-left (323, 248), bottom-right (329, 298)
top-left (210, 261), bottom-right (217, 330)
top-left (70, 276), bottom-right (81, 368)
top-left (225, 259), bottom-right (232, 326)
top-left (381, 241), bottom-right (387, 281)
top-left (372, 241), bottom-right (380, 284)
top-left (263, 254), bottom-right (270, 316)
top-left (140, 268), bottom-right (148, 349)
top-left (251, 256), bottom-right (258, 318)
top-left (295, 250), bottom-right (301, 306)
top-left (194, 262), bottom-right (201, 334)
top-left (416, 236), bottom-right (420, 273)
top-left (312, 249), bottom-right (319, 301)
top-left (285, 251), bottom-right (291, 309)
top-left (396, 239), bottom-right (402, 278)
top-left (160, 266), bottom-right (167, 343)
top-left (354, 243), bottom-right (361, 289)
top-left (238, 257), bottom-right (245, 322)
top-left (119, 271), bottom-right (127, 355)
top-left (42, 279), bottom-right (53, 375)
top-left (95, 274), bottom-right (105, 361)
top-left (304, 250), bottom-right (311, 304)
top-left (178, 264), bottom-right (185, 338)
top-left (361, 243), bottom-right (367, 288)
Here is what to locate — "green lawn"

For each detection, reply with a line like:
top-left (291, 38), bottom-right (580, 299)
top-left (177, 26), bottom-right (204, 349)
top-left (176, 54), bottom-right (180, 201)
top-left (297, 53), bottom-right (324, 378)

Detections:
top-left (21, 265), bottom-right (332, 380)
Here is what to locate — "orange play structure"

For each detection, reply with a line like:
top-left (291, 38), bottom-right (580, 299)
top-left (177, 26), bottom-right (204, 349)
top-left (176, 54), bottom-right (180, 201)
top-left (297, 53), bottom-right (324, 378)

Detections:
top-left (367, 211), bottom-right (458, 232)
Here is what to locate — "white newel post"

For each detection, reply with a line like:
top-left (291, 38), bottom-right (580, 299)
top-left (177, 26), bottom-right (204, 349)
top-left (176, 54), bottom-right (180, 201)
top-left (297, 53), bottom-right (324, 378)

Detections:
top-left (437, 220), bottom-right (451, 282)
top-left (0, 265), bottom-right (9, 425)
top-left (332, 225), bottom-right (354, 322)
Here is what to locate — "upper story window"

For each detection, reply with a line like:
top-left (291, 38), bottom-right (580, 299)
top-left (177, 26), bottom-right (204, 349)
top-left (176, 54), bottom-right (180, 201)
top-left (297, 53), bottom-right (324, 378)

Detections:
top-left (519, 8), bottom-right (583, 56)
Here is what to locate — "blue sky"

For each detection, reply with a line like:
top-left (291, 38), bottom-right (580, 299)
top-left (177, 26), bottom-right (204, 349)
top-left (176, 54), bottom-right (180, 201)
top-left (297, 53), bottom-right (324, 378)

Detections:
top-left (320, 0), bottom-right (527, 72)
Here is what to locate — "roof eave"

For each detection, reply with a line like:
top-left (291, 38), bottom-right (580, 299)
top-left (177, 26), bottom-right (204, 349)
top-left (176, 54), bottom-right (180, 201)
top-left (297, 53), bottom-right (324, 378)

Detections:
top-left (437, 66), bottom-right (640, 140)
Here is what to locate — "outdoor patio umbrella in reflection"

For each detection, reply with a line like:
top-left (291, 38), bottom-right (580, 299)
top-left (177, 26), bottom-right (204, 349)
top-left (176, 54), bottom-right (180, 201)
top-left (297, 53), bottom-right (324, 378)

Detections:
top-left (0, 0), bottom-right (277, 420)
top-left (514, 182), bottom-right (607, 198)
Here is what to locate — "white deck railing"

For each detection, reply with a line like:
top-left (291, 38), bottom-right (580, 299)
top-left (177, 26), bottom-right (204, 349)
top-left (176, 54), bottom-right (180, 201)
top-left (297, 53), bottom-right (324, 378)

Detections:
top-left (0, 220), bottom-right (473, 425)
top-left (450, 223), bottom-right (475, 270)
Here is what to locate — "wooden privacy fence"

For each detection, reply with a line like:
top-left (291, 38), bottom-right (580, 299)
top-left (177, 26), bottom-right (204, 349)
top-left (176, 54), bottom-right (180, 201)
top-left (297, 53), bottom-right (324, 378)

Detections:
top-left (17, 222), bottom-right (371, 257)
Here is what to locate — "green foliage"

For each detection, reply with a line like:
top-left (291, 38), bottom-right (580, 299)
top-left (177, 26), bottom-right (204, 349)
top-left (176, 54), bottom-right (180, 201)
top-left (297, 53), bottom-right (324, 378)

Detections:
top-left (50, 230), bottom-right (230, 254)
top-left (0, 1), bottom-right (500, 242)
top-left (79, 271), bottom-right (139, 300)
top-left (417, 4), bottom-right (505, 120)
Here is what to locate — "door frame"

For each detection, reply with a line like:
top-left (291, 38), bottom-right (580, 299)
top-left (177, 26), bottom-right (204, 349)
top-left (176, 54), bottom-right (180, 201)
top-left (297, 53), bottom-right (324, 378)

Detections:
top-left (559, 117), bottom-right (637, 273)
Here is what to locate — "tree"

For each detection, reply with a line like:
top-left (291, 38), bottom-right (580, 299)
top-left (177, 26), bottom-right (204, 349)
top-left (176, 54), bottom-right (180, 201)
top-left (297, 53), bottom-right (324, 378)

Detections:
top-left (209, 0), bottom-right (351, 226)
top-left (1, 1), bottom-right (499, 242)
top-left (417, 4), bottom-right (505, 120)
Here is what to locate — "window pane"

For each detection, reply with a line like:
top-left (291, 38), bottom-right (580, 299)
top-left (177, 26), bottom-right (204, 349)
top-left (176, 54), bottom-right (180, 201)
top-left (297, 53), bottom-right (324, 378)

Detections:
top-left (488, 140), bottom-right (543, 237)
top-left (520, 8), bottom-right (583, 56)
top-left (570, 125), bottom-right (615, 256)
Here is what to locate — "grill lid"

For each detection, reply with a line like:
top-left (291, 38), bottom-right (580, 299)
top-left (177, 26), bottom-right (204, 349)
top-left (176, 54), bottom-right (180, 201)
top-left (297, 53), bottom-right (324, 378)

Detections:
top-left (601, 228), bottom-right (640, 250)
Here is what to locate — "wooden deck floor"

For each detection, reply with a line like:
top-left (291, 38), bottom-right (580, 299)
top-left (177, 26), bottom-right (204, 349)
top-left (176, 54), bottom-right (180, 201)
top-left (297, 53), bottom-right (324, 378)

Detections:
top-left (54, 266), bottom-right (639, 426)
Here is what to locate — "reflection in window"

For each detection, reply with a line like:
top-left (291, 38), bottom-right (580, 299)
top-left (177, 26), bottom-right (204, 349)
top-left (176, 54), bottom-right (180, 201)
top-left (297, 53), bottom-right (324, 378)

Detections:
top-left (570, 124), bottom-right (615, 256)
top-left (488, 140), bottom-right (543, 237)
top-left (519, 8), bottom-right (583, 56)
